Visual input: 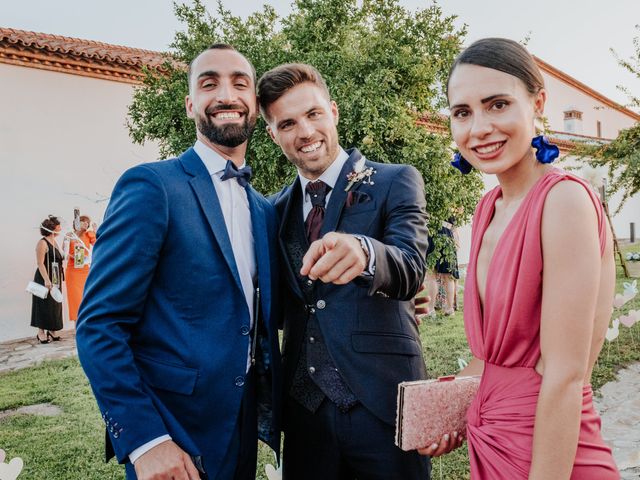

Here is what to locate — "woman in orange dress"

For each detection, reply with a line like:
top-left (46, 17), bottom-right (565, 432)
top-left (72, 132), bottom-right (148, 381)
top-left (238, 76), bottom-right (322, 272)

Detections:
top-left (64, 215), bottom-right (96, 321)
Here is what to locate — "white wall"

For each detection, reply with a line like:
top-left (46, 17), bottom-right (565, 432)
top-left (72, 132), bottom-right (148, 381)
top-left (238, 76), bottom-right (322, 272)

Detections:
top-left (0, 63), bottom-right (160, 342)
top-left (541, 72), bottom-right (637, 139)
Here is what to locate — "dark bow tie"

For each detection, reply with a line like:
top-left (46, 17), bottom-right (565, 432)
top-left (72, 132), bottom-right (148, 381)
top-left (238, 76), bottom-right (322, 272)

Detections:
top-left (220, 160), bottom-right (252, 187)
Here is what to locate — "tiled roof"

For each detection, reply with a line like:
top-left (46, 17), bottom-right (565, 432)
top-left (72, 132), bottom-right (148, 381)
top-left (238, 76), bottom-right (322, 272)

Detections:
top-left (534, 56), bottom-right (640, 122)
top-left (0, 27), bottom-right (176, 84)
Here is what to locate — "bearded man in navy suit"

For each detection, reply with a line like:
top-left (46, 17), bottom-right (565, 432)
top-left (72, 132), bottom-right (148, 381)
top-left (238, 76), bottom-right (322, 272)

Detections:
top-left (258, 63), bottom-right (431, 480)
top-left (76, 44), bottom-right (281, 480)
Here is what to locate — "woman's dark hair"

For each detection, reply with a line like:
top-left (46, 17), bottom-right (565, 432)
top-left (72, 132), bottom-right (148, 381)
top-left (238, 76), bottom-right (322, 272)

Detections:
top-left (447, 38), bottom-right (544, 98)
top-left (40, 215), bottom-right (60, 236)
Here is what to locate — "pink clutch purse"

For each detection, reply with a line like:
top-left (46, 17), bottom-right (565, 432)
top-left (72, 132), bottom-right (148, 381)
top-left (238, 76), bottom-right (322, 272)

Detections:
top-left (395, 375), bottom-right (481, 451)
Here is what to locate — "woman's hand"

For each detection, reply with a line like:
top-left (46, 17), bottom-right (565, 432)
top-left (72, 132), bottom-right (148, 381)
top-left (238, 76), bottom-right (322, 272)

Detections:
top-left (45, 280), bottom-right (53, 290)
top-left (417, 431), bottom-right (464, 457)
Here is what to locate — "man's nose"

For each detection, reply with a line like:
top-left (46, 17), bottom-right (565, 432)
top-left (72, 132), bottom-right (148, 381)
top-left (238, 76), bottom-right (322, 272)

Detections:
top-left (216, 81), bottom-right (237, 103)
top-left (297, 119), bottom-right (315, 138)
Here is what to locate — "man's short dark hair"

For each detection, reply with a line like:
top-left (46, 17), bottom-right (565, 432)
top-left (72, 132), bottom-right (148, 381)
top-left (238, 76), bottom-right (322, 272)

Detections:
top-left (187, 43), bottom-right (257, 90)
top-left (257, 63), bottom-right (331, 121)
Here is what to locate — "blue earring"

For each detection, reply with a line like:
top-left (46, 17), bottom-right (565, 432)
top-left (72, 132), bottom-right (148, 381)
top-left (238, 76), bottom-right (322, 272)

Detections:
top-left (451, 152), bottom-right (473, 174)
top-left (531, 135), bottom-right (559, 164)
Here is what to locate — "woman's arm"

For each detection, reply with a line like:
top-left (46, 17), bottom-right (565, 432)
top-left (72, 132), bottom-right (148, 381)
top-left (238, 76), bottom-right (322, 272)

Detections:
top-left (529, 181), bottom-right (601, 480)
top-left (459, 356), bottom-right (484, 376)
top-left (36, 240), bottom-right (52, 288)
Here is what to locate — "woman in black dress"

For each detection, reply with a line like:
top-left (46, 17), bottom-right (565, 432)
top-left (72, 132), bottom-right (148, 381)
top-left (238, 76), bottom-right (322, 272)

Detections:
top-left (31, 215), bottom-right (64, 343)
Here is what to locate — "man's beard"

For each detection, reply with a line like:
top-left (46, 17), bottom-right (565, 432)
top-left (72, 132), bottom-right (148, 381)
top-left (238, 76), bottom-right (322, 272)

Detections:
top-left (197, 106), bottom-right (257, 148)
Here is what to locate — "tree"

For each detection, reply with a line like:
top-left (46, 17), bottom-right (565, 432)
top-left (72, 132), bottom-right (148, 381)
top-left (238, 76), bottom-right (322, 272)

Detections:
top-left (128, 0), bottom-right (484, 238)
top-left (577, 25), bottom-right (640, 209)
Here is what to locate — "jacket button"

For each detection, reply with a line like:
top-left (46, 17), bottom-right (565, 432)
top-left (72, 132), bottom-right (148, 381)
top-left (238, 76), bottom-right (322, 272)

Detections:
top-left (309, 307), bottom-right (316, 314)
top-left (235, 376), bottom-right (245, 387)
top-left (309, 336), bottom-right (315, 344)
top-left (308, 366), bottom-right (316, 374)
top-left (316, 300), bottom-right (326, 309)
top-left (240, 325), bottom-right (250, 336)
top-left (306, 279), bottom-right (313, 286)
top-left (113, 432), bottom-right (119, 439)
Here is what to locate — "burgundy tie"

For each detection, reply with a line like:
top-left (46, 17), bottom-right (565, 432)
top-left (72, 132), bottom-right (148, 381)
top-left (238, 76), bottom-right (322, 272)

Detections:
top-left (305, 180), bottom-right (331, 243)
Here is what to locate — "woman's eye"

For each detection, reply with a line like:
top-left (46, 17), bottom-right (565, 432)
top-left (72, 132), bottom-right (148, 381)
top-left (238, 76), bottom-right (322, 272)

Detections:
top-left (492, 100), bottom-right (509, 111)
top-left (452, 109), bottom-right (469, 119)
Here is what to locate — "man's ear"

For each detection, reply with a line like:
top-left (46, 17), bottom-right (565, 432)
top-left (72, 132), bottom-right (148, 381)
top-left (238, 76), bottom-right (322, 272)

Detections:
top-left (331, 100), bottom-right (339, 125)
top-left (185, 95), bottom-right (194, 119)
top-left (266, 125), bottom-right (278, 143)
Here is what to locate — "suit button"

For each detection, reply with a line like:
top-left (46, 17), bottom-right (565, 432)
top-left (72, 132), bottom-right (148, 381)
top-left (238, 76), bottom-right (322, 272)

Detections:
top-left (235, 376), bottom-right (245, 387)
top-left (316, 300), bottom-right (326, 309)
top-left (113, 432), bottom-right (119, 439)
top-left (309, 336), bottom-right (316, 344)
top-left (306, 279), bottom-right (313, 286)
top-left (240, 325), bottom-right (250, 336)
top-left (308, 366), bottom-right (316, 374)
top-left (309, 307), bottom-right (316, 314)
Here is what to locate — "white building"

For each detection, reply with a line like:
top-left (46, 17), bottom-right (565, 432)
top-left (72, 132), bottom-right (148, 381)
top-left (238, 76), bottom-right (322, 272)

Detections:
top-left (0, 28), bottom-right (163, 341)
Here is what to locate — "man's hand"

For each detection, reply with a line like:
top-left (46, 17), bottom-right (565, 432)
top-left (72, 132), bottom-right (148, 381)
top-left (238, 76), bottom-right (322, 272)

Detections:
top-left (300, 232), bottom-right (367, 285)
top-left (134, 440), bottom-right (200, 480)
top-left (417, 431), bottom-right (464, 457)
top-left (414, 283), bottom-right (431, 326)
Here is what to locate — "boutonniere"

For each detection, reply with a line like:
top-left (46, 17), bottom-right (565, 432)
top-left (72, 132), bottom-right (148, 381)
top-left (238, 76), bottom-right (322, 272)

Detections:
top-left (345, 165), bottom-right (376, 192)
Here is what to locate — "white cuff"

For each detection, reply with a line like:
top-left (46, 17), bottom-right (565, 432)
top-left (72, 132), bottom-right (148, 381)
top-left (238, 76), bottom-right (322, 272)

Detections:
top-left (354, 235), bottom-right (376, 276)
top-left (129, 435), bottom-right (172, 464)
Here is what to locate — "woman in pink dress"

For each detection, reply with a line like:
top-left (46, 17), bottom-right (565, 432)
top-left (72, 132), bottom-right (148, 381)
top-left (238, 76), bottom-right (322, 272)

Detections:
top-left (422, 38), bottom-right (619, 479)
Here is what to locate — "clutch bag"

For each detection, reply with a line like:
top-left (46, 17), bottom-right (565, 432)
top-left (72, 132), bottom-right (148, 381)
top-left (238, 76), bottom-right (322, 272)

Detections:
top-left (395, 375), bottom-right (480, 451)
top-left (26, 281), bottom-right (49, 299)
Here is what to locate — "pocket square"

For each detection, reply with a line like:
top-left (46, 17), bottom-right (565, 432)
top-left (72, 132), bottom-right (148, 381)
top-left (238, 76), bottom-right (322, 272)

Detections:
top-left (346, 191), bottom-right (371, 208)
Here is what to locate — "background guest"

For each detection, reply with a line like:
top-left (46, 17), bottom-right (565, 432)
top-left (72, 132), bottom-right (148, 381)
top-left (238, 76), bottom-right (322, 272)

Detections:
top-left (64, 215), bottom-right (96, 322)
top-left (31, 215), bottom-right (64, 343)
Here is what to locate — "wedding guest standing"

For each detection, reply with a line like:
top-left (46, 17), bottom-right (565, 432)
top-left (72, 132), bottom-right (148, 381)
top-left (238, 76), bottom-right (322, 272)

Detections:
top-left (64, 215), bottom-right (96, 322)
top-left (420, 38), bottom-right (619, 480)
top-left (31, 215), bottom-right (64, 343)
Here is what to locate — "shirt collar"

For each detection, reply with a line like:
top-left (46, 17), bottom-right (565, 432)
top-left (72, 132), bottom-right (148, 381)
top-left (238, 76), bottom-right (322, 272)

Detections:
top-left (299, 147), bottom-right (349, 197)
top-left (194, 140), bottom-right (246, 176)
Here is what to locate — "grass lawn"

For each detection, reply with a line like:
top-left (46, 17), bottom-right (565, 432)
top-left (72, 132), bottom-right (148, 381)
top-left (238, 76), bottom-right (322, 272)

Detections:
top-left (1, 243), bottom-right (639, 479)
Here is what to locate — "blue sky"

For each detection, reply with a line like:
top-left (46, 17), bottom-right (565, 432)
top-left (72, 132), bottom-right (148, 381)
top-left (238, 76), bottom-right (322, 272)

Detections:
top-left (2, 0), bottom-right (639, 109)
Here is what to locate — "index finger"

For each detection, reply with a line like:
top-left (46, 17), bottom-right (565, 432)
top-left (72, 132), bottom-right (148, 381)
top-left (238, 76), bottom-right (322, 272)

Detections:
top-left (300, 240), bottom-right (326, 277)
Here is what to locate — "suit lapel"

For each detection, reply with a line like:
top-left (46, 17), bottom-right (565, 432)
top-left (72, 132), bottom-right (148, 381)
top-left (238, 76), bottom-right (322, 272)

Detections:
top-left (320, 148), bottom-right (364, 237)
top-left (181, 148), bottom-right (244, 296)
top-left (278, 179), bottom-right (305, 301)
top-left (246, 186), bottom-right (272, 324)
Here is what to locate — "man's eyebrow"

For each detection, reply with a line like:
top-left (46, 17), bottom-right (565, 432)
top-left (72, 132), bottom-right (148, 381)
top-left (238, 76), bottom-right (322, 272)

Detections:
top-left (197, 70), bottom-right (219, 81)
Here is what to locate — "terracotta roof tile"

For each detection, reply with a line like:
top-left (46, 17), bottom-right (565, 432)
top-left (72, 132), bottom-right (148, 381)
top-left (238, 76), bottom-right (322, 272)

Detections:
top-left (0, 27), bottom-right (178, 84)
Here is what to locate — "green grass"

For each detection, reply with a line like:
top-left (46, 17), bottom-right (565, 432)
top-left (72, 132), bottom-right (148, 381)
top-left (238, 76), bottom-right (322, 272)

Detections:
top-left (1, 243), bottom-right (638, 479)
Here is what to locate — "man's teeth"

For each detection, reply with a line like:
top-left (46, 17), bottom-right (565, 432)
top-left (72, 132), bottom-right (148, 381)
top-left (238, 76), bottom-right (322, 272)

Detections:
top-left (214, 112), bottom-right (241, 119)
top-left (475, 142), bottom-right (503, 154)
top-left (301, 142), bottom-right (322, 153)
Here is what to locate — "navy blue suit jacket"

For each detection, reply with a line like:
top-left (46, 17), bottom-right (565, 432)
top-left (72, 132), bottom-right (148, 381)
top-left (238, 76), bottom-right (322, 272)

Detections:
top-left (273, 148), bottom-right (429, 426)
top-left (76, 148), bottom-right (281, 478)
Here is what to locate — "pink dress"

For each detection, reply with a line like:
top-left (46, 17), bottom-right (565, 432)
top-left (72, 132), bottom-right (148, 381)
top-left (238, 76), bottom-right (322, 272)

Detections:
top-left (464, 169), bottom-right (619, 479)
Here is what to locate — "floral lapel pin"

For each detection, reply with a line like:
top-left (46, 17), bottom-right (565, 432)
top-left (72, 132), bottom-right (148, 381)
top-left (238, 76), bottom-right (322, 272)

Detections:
top-left (345, 163), bottom-right (376, 192)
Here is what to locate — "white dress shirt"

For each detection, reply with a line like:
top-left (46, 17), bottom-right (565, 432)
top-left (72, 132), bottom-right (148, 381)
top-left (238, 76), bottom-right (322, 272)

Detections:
top-left (130, 141), bottom-right (256, 464)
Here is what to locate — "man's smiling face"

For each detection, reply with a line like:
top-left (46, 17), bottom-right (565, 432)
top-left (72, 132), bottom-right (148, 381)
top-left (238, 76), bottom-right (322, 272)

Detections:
top-left (186, 48), bottom-right (257, 149)
top-left (265, 82), bottom-right (340, 180)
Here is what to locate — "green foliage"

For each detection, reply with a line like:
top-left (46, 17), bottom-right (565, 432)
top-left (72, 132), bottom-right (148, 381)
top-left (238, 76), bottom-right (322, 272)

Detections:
top-left (127, 0), bottom-right (484, 234)
top-left (575, 26), bottom-right (640, 211)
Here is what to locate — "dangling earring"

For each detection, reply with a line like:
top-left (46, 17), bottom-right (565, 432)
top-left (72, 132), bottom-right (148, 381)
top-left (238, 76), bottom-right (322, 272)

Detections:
top-left (531, 135), bottom-right (559, 164)
top-left (451, 152), bottom-right (473, 174)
